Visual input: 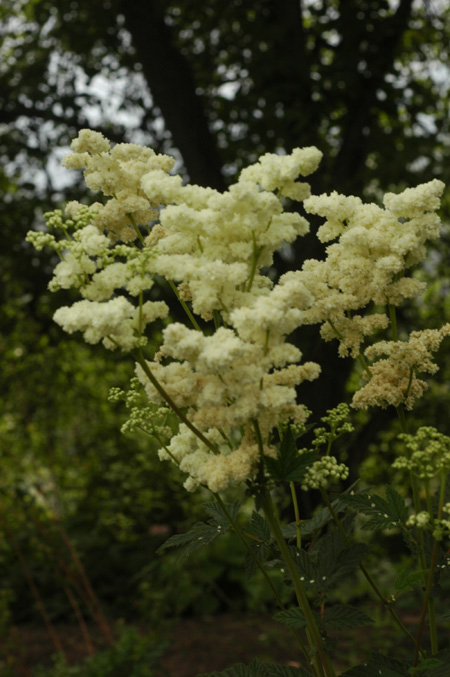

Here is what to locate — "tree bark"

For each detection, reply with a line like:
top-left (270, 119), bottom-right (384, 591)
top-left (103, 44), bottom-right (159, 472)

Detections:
top-left (333, 0), bottom-right (414, 192)
top-left (120, 0), bottom-right (226, 190)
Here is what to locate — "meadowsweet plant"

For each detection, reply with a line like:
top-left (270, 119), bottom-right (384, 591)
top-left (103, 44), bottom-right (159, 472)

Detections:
top-left (27, 129), bottom-right (450, 676)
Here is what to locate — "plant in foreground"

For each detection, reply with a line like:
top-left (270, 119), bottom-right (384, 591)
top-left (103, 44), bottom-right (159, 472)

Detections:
top-left (27, 129), bottom-right (450, 675)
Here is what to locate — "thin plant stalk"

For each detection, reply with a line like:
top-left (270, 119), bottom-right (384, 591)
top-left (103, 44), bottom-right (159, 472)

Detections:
top-left (290, 481), bottom-right (302, 549)
top-left (63, 584), bottom-right (95, 656)
top-left (168, 279), bottom-right (201, 331)
top-left (0, 516), bottom-right (65, 658)
top-left (53, 516), bottom-right (114, 645)
top-left (214, 495), bottom-right (310, 664)
top-left (260, 489), bottom-right (335, 677)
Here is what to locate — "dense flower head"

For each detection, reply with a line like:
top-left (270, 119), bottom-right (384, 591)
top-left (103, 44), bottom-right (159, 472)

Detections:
top-left (298, 179), bottom-right (445, 356)
top-left (135, 322), bottom-right (319, 491)
top-left (25, 129), bottom-right (449, 493)
top-left (352, 325), bottom-right (450, 410)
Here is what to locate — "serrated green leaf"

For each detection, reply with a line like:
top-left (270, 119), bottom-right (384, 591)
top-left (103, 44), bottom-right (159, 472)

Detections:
top-left (394, 566), bottom-right (427, 592)
top-left (250, 511), bottom-right (271, 542)
top-left (419, 649), bottom-right (450, 676)
top-left (157, 522), bottom-right (222, 561)
top-left (266, 428), bottom-right (317, 482)
top-left (158, 501), bottom-right (239, 561)
top-left (343, 652), bottom-right (410, 676)
top-left (312, 529), bottom-right (368, 589)
top-left (340, 488), bottom-right (407, 531)
top-left (385, 486), bottom-right (408, 523)
top-left (281, 522), bottom-right (299, 540)
top-left (320, 604), bottom-right (373, 631)
top-left (273, 608), bottom-right (308, 630)
top-left (409, 657), bottom-right (443, 674)
top-left (282, 499), bottom-right (347, 541)
top-left (204, 500), bottom-right (240, 527)
top-left (288, 545), bottom-right (316, 586)
top-left (244, 538), bottom-right (270, 580)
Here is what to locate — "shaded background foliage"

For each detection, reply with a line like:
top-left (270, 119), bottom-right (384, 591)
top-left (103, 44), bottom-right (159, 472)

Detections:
top-left (1, 0), bottom-right (450, 657)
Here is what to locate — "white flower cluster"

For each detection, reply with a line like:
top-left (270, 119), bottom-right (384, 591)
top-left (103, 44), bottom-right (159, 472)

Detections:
top-left (136, 323), bottom-right (320, 491)
top-left (296, 179), bottom-right (445, 357)
top-left (353, 326), bottom-right (450, 410)
top-left (26, 128), bottom-right (449, 492)
top-left (143, 147), bottom-right (322, 319)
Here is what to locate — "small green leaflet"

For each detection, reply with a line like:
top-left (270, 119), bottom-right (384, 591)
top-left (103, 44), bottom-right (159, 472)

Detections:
top-left (265, 428), bottom-right (317, 482)
top-left (273, 608), bottom-right (307, 630)
top-left (320, 604), bottom-right (373, 631)
top-left (275, 604), bottom-right (372, 633)
top-left (244, 512), bottom-right (271, 580)
top-left (412, 649), bottom-right (450, 676)
top-left (282, 499), bottom-right (347, 540)
top-left (249, 510), bottom-right (271, 542)
top-left (394, 566), bottom-right (427, 592)
top-left (301, 528), bottom-right (369, 591)
top-left (339, 486), bottom-right (408, 530)
top-left (157, 501), bottom-right (240, 561)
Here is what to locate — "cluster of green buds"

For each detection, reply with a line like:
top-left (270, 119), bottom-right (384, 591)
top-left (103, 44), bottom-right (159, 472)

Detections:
top-left (394, 426), bottom-right (450, 479)
top-left (299, 403), bottom-right (353, 490)
top-left (108, 378), bottom-right (173, 440)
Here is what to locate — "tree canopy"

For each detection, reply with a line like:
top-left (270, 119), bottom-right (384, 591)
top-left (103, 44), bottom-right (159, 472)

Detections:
top-left (2, 0), bottom-right (450, 439)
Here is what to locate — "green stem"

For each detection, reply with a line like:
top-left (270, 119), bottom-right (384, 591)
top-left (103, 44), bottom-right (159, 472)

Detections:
top-left (246, 232), bottom-right (263, 292)
top-left (214, 495), bottom-right (310, 665)
top-left (261, 490), bottom-right (335, 677)
top-left (168, 280), bottom-right (201, 331)
top-left (252, 422), bottom-right (331, 676)
top-left (388, 303), bottom-right (398, 341)
top-left (413, 540), bottom-right (439, 665)
top-left (134, 350), bottom-right (217, 454)
top-left (397, 403), bottom-right (437, 659)
top-left (127, 213), bottom-right (145, 244)
top-left (290, 481), bottom-right (302, 549)
top-left (213, 309), bottom-right (221, 330)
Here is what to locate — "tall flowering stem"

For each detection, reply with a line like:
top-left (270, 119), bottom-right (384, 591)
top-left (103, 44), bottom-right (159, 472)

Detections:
top-left (260, 488), bottom-right (335, 677)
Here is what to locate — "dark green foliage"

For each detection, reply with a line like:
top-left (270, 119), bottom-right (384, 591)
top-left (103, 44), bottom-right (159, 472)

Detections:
top-left (32, 625), bottom-right (166, 677)
top-left (200, 658), bottom-right (311, 676)
top-left (339, 487), bottom-right (408, 530)
top-left (157, 502), bottom-right (240, 562)
top-left (394, 566), bottom-right (428, 593)
top-left (265, 430), bottom-right (317, 483)
top-left (319, 604), bottom-right (373, 631)
top-left (282, 499), bottom-right (347, 540)
top-left (287, 530), bottom-right (369, 593)
top-left (342, 652), bottom-right (410, 676)
top-left (273, 608), bottom-right (307, 631)
top-left (244, 512), bottom-right (272, 580)
top-left (342, 651), bottom-right (450, 676)
top-left (274, 604), bottom-right (373, 632)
